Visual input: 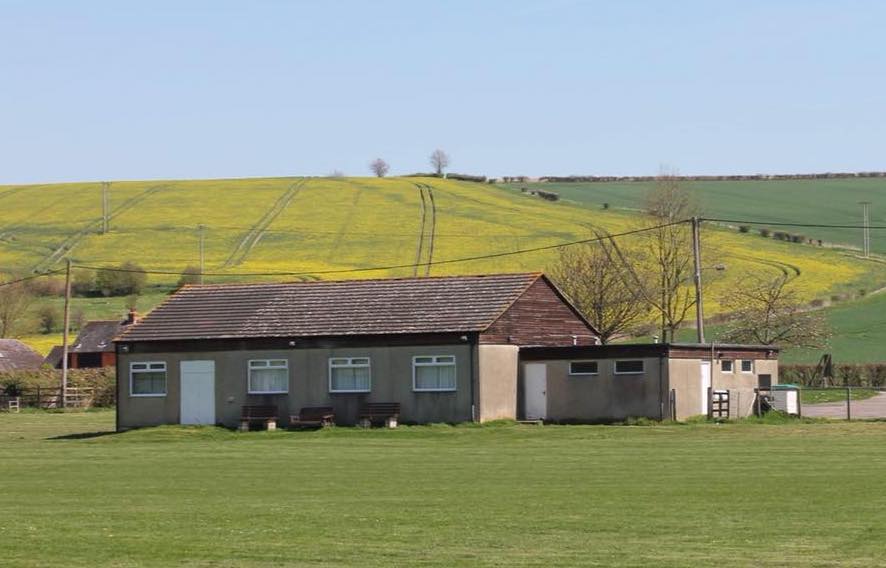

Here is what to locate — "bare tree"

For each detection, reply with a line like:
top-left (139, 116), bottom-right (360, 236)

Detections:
top-left (0, 279), bottom-right (35, 337)
top-left (634, 171), bottom-right (702, 342)
top-left (720, 274), bottom-right (830, 348)
top-left (429, 149), bottom-right (449, 176)
top-left (548, 233), bottom-right (650, 344)
top-left (369, 158), bottom-right (389, 178)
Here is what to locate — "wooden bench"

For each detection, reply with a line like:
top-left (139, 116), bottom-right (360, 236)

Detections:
top-left (289, 406), bottom-right (335, 429)
top-left (240, 405), bottom-right (278, 432)
top-left (358, 402), bottom-right (401, 428)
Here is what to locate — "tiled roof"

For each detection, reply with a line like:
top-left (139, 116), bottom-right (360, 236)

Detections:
top-left (71, 320), bottom-right (129, 353)
top-left (117, 273), bottom-right (544, 342)
top-left (0, 339), bottom-right (44, 372)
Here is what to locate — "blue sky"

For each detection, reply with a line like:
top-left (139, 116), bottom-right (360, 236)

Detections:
top-left (1, 0), bottom-right (884, 183)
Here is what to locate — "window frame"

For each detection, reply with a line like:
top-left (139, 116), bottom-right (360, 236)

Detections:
top-left (568, 360), bottom-right (600, 376)
top-left (129, 361), bottom-right (168, 397)
top-left (247, 359), bottom-right (290, 395)
top-left (613, 359), bottom-right (645, 375)
top-left (740, 359), bottom-right (754, 374)
top-left (328, 357), bottom-right (372, 393)
top-left (412, 355), bottom-right (457, 392)
top-left (721, 359), bottom-right (734, 373)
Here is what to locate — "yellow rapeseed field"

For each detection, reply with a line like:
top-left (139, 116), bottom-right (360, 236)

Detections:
top-left (0, 176), bottom-right (882, 320)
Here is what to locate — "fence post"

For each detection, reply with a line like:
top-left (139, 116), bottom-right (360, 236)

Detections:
top-left (755, 388), bottom-right (761, 417)
top-left (846, 386), bottom-right (852, 421)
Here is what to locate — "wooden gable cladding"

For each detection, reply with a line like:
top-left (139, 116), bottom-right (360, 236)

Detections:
top-left (479, 277), bottom-right (598, 346)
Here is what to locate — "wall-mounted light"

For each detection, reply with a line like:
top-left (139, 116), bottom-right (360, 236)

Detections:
top-left (120, 345), bottom-right (130, 353)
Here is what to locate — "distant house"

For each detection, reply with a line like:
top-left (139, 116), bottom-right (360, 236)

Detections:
top-left (47, 310), bottom-right (141, 369)
top-left (0, 339), bottom-right (44, 372)
top-left (113, 273), bottom-right (779, 430)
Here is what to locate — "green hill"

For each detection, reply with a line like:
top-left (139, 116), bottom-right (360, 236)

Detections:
top-left (2, 176), bottom-right (885, 362)
top-left (502, 177), bottom-right (886, 254)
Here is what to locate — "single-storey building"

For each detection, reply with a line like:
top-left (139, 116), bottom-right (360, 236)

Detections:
top-left (48, 310), bottom-right (140, 369)
top-left (114, 273), bottom-right (779, 430)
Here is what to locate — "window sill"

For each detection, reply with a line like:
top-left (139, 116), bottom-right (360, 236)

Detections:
top-left (247, 391), bottom-right (289, 395)
top-left (329, 390), bottom-right (371, 394)
top-left (130, 393), bottom-right (167, 398)
top-left (413, 388), bottom-right (457, 393)
top-left (569, 373), bottom-right (599, 377)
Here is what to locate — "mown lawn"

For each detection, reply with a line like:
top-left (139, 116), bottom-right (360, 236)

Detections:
top-left (1, 411), bottom-right (885, 567)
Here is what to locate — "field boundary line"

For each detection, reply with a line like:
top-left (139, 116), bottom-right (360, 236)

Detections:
top-left (222, 178), bottom-right (305, 268)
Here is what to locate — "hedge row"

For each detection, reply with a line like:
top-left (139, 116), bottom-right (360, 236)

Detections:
top-left (0, 367), bottom-right (115, 406)
top-left (403, 172), bottom-right (488, 183)
top-left (538, 172), bottom-right (886, 183)
top-left (780, 364), bottom-right (886, 387)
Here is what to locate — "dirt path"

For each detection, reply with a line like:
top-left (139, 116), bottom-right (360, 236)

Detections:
top-left (802, 392), bottom-right (886, 419)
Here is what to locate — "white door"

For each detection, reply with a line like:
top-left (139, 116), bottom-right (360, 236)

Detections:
top-left (524, 363), bottom-right (547, 420)
top-left (180, 360), bottom-right (215, 425)
top-left (700, 361), bottom-right (711, 416)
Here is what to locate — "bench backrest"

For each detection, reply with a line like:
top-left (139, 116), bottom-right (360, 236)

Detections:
top-left (297, 406), bottom-right (334, 420)
top-left (241, 405), bottom-right (278, 419)
top-left (360, 402), bottom-right (401, 416)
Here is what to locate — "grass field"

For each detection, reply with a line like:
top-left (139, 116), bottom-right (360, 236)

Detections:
top-left (1, 411), bottom-right (885, 567)
top-left (502, 178), bottom-right (886, 254)
top-left (3, 176), bottom-right (886, 361)
top-left (800, 387), bottom-right (880, 405)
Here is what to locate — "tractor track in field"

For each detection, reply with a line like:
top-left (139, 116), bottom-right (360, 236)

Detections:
top-left (723, 252), bottom-right (802, 280)
top-left (412, 183), bottom-right (437, 277)
top-left (0, 194), bottom-right (73, 243)
top-left (222, 179), bottom-right (305, 268)
top-left (327, 181), bottom-right (366, 261)
top-left (31, 184), bottom-right (167, 273)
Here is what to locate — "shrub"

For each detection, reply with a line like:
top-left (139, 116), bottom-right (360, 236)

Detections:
top-left (95, 261), bottom-right (147, 297)
top-left (71, 269), bottom-right (96, 296)
top-left (0, 367), bottom-right (115, 407)
top-left (177, 266), bottom-right (202, 288)
top-left (29, 277), bottom-right (66, 297)
top-left (759, 228), bottom-right (771, 238)
top-left (36, 305), bottom-right (61, 334)
top-left (773, 231), bottom-right (789, 241)
top-left (738, 225), bottom-right (750, 233)
top-left (602, 203), bottom-right (610, 210)
top-left (810, 298), bottom-right (825, 307)
top-left (791, 234), bottom-right (806, 243)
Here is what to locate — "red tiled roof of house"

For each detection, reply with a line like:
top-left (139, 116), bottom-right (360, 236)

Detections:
top-left (117, 273), bottom-right (548, 342)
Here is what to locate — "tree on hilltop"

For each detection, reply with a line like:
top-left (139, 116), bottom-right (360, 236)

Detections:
top-left (429, 149), bottom-right (450, 176)
top-left (369, 158), bottom-right (390, 178)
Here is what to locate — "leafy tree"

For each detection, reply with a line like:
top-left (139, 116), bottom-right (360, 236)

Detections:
top-left (95, 262), bottom-right (147, 297)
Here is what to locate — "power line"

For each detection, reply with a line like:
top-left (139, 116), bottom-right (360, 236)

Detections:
top-left (72, 220), bottom-right (689, 278)
top-left (0, 268), bottom-right (66, 288)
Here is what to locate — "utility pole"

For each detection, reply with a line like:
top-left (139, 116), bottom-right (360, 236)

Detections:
top-left (860, 201), bottom-right (871, 258)
top-left (101, 181), bottom-right (110, 234)
top-left (198, 224), bottom-right (205, 285)
top-left (60, 259), bottom-right (72, 409)
top-left (691, 216), bottom-right (705, 344)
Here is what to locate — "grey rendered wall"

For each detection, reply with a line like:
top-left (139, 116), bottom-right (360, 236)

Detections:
top-left (531, 356), bottom-right (666, 422)
top-left (668, 357), bottom-right (780, 420)
top-left (476, 344), bottom-right (518, 422)
top-left (117, 344), bottom-right (474, 429)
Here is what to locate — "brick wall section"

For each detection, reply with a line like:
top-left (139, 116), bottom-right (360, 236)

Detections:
top-left (479, 278), bottom-right (598, 346)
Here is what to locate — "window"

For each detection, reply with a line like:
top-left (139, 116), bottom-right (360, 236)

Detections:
top-left (248, 359), bottom-right (289, 394)
top-left (740, 360), bottom-right (754, 373)
top-left (329, 357), bottom-right (371, 392)
top-left (569, 361), bottom-right (599, 375)
top-left (614, 360), bottom-right (644, 375)
top-left (130, 362), bottom-right (167, 396)
top-left (413, 355), bottom-right (456, 391)
top-left (721, 359), bottom-right (734, 372)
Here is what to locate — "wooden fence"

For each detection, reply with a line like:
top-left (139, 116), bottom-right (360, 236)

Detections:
top-left (0, 386), bottom-right (95, 411)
